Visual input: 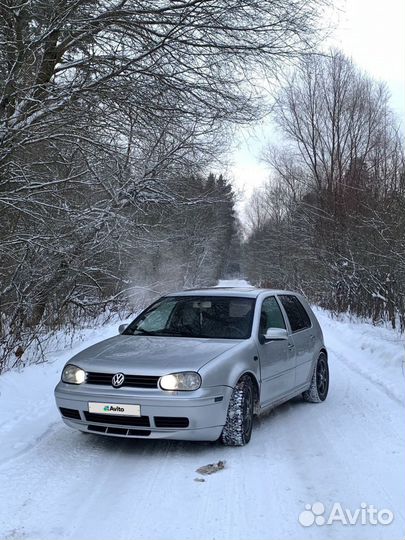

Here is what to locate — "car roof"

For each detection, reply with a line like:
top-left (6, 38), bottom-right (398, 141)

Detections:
top-left (166, 287), bottom-right (299, 299)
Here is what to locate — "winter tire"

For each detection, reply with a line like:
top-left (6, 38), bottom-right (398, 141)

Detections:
top-left (221, 375), bottom-right (254, 446)
top-left (303, 352), bottom-right (329, 402)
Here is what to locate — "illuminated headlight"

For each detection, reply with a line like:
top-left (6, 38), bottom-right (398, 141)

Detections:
top-left (62, 364), bottom-right (87, 384)
top-left (159, 372), bottom-right (201, 391)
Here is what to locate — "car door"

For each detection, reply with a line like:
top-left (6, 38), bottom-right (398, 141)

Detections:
top-left (278, 294), bottom-right (314, 389)
top-left (257, 295), bottom-right (296, 406)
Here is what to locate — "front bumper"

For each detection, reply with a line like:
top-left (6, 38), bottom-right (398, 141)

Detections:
top-left (54, 382), bottom-right (233, 441)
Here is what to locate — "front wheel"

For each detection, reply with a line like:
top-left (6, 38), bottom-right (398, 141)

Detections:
top-left (303, 352), bottom-right (329, 403)
top-left (221, 375), bottom-right (254, 446)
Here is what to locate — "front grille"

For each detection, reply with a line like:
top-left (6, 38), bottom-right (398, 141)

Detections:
top-left (106, 427), bottom-right (128, 436)
top-left (128, 429), bottom-right (151, 436)
top-left (84, 411), bottom-right (150, 427)
top-left (60, 407), bottom-right (81, 420)
top-left (87, 424), bottom-right (106, 433)
top-left (88, 425), bottom-right (151, 437)
top-left (86, 372), bottom-right (159, 388)
top-left (154, 416), bottom-right (189, 428)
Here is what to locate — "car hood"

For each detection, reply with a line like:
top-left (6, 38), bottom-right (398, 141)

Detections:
top-left (67, 335), bottom-right (242, 375)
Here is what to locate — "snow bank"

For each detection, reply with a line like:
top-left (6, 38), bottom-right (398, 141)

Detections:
top-left (314, 307), bottom-right (405, 404)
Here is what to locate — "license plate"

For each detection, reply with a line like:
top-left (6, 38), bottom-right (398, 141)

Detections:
top-left (88, 402), bottom-right (141, 416)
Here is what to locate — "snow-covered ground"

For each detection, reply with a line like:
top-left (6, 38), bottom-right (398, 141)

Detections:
top-left (1, 283), bottom-right (404, 540)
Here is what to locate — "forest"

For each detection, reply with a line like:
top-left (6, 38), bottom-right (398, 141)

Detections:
top-left (1, 0), bottom-right (403, 372)
top-left (244, 51), bottom-right (405, 332)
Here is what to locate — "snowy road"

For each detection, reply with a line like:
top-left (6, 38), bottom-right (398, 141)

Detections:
top-left (1, 304), bottom-right (404, 539)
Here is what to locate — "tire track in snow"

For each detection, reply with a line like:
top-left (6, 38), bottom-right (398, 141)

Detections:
top-left (326, 348), bottom-right (405, 525)
top-left (65, 439), bottom-right (186, 540)
top-left (0, 421), bottom-right (61, 470)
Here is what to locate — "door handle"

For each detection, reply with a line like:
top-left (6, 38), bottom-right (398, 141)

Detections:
top-left (288, 343), bottom-right (295, 350)
top-left (310, 335), bottom-right (315, 340)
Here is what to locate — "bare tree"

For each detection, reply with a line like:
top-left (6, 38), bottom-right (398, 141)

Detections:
top-left (244, 50), bottom-right (405, 329)
top-left (0, 0), bottom-right (330, 370)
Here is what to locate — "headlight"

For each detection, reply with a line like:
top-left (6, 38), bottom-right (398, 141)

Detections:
top-left (159, 371), bottom-right (201, 391)
top-left (62, 364), bottom-right (87, 384)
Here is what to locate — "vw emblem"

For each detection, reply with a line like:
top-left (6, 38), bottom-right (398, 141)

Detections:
top-left (112, 372), bottom-right (125, 388)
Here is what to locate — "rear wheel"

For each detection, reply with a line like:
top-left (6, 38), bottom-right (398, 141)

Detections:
top-left (221, 375), bottom-right (254, 446)
top-left (303, 352), bottom-right (329, 403)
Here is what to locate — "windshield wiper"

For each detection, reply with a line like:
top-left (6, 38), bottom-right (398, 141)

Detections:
top-left (155, 328), bottom-right (196, 337)
top-left (131, 328), bottom-right (197, 338)
top-left (132, 328), bottom-right (157, 336)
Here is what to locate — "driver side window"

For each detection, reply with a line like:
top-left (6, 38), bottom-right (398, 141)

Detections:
top-left (260, 297), bottom-right (286, 334)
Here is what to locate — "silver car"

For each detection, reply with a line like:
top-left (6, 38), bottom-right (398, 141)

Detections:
top-left (55, 287), bottom-right (329, 446)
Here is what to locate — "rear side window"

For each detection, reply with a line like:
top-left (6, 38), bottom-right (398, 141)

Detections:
top-left (278, 295), bottom-right (311, 332)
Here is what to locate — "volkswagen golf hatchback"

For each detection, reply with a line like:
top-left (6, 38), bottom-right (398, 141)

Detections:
top-left (55, 287), bottom-right (329, 446)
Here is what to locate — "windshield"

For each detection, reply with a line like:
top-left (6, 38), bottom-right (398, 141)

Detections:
top-left (124, 296), bottom-right (255, 339)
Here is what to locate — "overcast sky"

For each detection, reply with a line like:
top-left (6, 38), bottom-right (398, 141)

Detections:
top-left (231, 0), bottom-right (405, 202)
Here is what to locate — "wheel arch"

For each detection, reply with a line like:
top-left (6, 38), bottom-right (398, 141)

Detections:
top-left (235, 371), bottom-right (260, 414)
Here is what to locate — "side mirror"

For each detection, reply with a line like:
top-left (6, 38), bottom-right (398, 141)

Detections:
top-left (264, 327), bottom-right (288, 341)
top-left (118, 324), bottom-right (127, 334)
